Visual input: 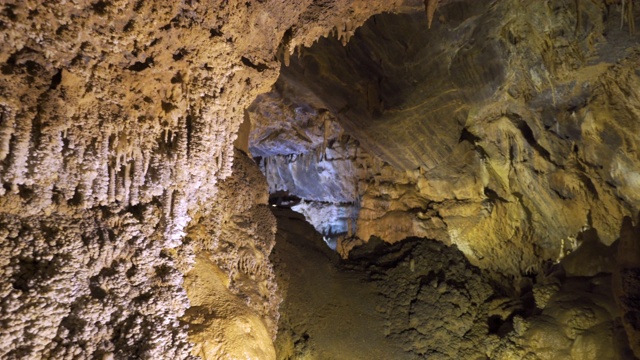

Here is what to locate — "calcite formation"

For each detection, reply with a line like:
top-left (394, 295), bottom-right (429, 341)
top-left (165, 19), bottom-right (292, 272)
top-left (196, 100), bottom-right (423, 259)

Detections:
top-left (181, 149), bottom-right (280, 359)
top-left (0, 0), bottom-right (427, 358)
top-left (1, 0), bottom-right (640, 359)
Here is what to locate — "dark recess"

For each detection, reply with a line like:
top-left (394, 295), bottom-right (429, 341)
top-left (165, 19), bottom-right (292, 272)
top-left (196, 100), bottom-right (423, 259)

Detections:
top-left (92, 0), bottom-right (110, 15)
top-left (241, 56), bottom-right (268, 72)
top-left (127, 57), bottom-right (154, 72)
top-left (49, 69), bottom-right (62, 90)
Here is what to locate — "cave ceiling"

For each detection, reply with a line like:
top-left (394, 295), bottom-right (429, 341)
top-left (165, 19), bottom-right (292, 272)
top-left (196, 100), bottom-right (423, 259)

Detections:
top-left (281, 0), bottom-right (505, 171)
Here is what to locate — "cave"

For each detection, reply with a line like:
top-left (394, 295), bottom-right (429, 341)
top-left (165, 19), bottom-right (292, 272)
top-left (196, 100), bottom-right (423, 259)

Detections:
top-left (1, 0), bottom-right (640, 359)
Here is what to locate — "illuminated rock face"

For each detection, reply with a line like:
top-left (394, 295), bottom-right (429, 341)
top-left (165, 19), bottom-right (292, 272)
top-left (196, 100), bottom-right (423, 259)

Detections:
top-left (181, 150), bottom-right (280, 359)
top-left (0, 0), bottom-right (420, 358)
top-left (269, 0), bottom-right (640, 281)
top-left (250, 1), bottom-right (640, 357)
top-left (1, 0), bottom-right (640, 359)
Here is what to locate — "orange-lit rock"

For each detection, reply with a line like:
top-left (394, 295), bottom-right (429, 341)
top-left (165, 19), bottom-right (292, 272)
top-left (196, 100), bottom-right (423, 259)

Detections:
top-left (1, 0), bottom-right (640, 358)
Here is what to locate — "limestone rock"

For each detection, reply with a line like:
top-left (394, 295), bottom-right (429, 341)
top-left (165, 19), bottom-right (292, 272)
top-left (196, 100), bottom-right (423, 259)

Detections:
top-left (270, 208), bottom-right (494, 359)
top-left (0, 0), bottom-right (425, 358)
top-left (258, 0), bottom-right (640, 285)
top-left (2, 0), bottom-right (640, 358)
top-left (271, 209), bottom-right (633, 359)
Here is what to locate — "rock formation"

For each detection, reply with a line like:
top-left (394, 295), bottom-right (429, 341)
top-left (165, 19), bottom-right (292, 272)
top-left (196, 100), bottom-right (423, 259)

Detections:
top-left (271, 208), bottom-right (632, 359)
top-left (0, 0), bottom-right (420, 358)
top-left (257, 0), bottom-right (640, 283)
top-left (1, 0), bottom-right (640, 359)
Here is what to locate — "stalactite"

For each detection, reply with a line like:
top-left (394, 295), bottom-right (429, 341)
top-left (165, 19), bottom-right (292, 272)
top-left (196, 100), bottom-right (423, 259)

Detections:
top-left (142, 149), bottom-right (151, 181)
top-left (338, 20), bottom-right (355, 46)
top-left (46, 130), bottom-right (65, 200)
top-left (322, 114), bottom-right (331, 159)
top-left (176, 116), bottom-right (188, 164)
top-left (168, 189), bottom-right (189, 245)
top-left (130, 150), bottom-right (143, 206)
top-left (284, 43), bottom-right (291, 67)
top-left (114, 164), bottom-right (124, 203)
top-left (627, 0), bottom-right (635, 34)
top-left (216, 150), bottom-right (223, 172)
top-left (108, 166), bottom-right (116, 203)
top-left (123, 161), bottom-right (132, 206)
top-left (575, 0), bottom-right (582, 35)
top-left (95, 130), bottom-right (111, 204)
top-left (7, 112), bottom-right (33, 191)
top-left (163, 188), bottom-right (173, 224)
top-left (424, 0), bottom-right (439, 29)
top-left (0, 107), bottom-right (15, 162)
top-left (622, 0), bottom-right (627, 29)
top-left (75, 139), bottom-right (92, 207)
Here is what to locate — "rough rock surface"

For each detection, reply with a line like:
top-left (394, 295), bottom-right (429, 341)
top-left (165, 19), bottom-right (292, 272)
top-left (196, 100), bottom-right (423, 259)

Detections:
top-left (493, 274), bottom-right (632, 360)
top-left (0, 0), bottom-right (428, 358)
top-left (271, 209), bottom-right (634, 359)
top-left (255, 0), bottom-right (640, 285)
top-left (248, 77), bottom-right (343, 158)
top-left (181, 149), bottom-right (279, 359)
top-left (2, 0), bottom-right (640, 358)
top-left (614, 215), bottom-right (640, 357)
top-left (0, 203), bottom-right (193, 359)
top-left (249, 1), bottom-right (640, 355)
top-left (263, 140), bottom-right (360, 204)
top-left (280, 2), bottom-right (504, 171)
top-left (271, 208), bottom-right (496, 359)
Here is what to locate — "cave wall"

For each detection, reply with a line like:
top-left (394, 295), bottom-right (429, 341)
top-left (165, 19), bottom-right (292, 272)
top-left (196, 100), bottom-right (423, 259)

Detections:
top-left (0, 0), bottom-right (426, 358)
top-left (255, 0), bottom-right (640, 285)
top-left (181, 149), bottom-right (279, 359)
top-left (1, 0), bottom-right (640, 358)
top-left (248, 2), bottom-right (640, 355)
top-left (271, 209), bottom-right (633, 359)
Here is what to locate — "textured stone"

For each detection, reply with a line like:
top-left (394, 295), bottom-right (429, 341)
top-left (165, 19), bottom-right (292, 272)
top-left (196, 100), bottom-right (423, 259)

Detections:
top-left (270, 209), bottom-right (494, 359)
top-left (181, 150), bottom-right (279, 359)
top-left (0, 0), bottom-right (428, 358)
top-left (258, 0), bottom-right (640, 285)
top-left (613, 215), bottom-right (640, 358)
top-left (2, 0), bottom-right (640, 358)
top-left (280, 2), bottom-right (505, 171)
top-left (271, 210), bottom-right (633, 359)
top-left (248, 77), bottom-right (343, 158)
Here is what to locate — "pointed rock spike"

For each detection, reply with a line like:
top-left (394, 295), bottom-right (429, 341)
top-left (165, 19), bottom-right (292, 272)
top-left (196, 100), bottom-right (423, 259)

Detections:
top-left (425, 0), bottom-right (439, 29)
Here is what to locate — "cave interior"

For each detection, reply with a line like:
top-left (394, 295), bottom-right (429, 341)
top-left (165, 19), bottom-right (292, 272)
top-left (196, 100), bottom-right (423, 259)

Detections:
top-left (1, 0), bottom-right (640, 359)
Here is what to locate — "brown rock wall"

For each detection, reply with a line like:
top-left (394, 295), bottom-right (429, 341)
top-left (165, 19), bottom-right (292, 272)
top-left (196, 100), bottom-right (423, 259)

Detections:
top-left (0, 0), bottom-right (423, 358)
